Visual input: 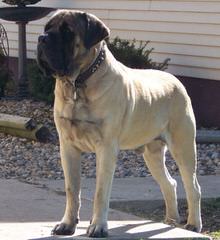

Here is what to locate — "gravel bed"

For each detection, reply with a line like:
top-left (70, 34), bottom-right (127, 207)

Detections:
top-left (0, 99), bottom-right (219, 182)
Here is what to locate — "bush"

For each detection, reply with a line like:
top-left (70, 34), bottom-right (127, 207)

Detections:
top-left (29, 37), bottom-right (170, 103)
top-left (107, 37), bottom-right (170, 70)
top-left (0, 49), bottom-right (11, 97)
top-left (0, 69), bottom-right (9, 97)
top-left (28, 62), bottom-right (55, 103)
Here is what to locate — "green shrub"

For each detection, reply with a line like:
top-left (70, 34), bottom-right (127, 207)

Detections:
top-left (107, 37), bottom-right (170, 70)
top-left (0, 49), bottom-right (11, 97)
top-left (28, 62), bottom-right (55, 103)
top-left (0, 69), bottom-right (9, 97)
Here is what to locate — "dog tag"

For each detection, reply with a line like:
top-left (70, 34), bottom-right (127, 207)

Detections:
top-left (73, 90), bottom-right (77, 101)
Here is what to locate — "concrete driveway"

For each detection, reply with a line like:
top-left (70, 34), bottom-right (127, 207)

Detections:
top-left (0, 176), bottom-right (216, 239)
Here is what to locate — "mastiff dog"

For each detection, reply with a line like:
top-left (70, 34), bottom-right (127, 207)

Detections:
top-left (37, 10), bottom-right (202, 237)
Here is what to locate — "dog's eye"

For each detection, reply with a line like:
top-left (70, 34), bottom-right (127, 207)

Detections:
top-left (61, 26), bottom-right (70, 34)
top-left (60, 22), bottom-right (71, 33)
top-left (64, 28), bottom-right (71, 33)
top-left (62, 28), bottom-right (75, 40)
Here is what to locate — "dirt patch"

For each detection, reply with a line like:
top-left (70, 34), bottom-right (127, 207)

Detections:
top-left (110, 198), bottom-right (220, 239)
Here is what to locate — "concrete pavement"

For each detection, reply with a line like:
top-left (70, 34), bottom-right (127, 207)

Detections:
top-left (42, 175), bottom-right (220, 202)
top-left (0, 176), bottom-right (217, 239)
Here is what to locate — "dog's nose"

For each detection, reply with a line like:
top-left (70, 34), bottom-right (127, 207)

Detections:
top-left (38, 34), bottom-right (48, 44)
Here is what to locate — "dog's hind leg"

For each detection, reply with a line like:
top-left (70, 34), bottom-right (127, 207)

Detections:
top-left (166, 117), bottom-right (202, 232)
top-left (143, 140), bottom-right (180, 225)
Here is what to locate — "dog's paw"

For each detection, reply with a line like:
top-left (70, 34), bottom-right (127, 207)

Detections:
top-left (87, 222), bottom-right (108, 238)
top-left (164, 216), bottom-right (181, 227)
top-left (164, 218), bottom-right (178, 227)
top-left (184, 224), bottom-right (201, 233)
top-left (51, 222), bottom-right (76, 235)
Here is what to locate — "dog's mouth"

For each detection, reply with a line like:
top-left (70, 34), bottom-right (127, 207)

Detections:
top-left (37, 44), bottom-right (74, 78)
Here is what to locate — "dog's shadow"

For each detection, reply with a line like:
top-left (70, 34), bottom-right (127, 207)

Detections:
top-left (29, 221), bottom-right (174, 240)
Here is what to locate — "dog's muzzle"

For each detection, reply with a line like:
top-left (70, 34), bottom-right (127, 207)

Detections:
top-left (38, 33), bottom-right (49, 44)
top-left (37, 33), bottom-right (68, 77)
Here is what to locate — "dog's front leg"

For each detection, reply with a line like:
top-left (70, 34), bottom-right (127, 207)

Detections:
top-left (87, 141), bottom-right (118, 238)
top-left (52, 139), bottom-right (81, 236)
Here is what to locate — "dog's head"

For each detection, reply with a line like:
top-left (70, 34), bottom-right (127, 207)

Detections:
top-left (37, 10), bottom-right (110, 78)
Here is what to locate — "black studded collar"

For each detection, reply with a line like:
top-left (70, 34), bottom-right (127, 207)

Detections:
top-left (74, 46), bottom-right (106, 88)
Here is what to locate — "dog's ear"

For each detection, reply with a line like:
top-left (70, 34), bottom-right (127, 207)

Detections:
top-left (82, 12), bottom-right (110, 49)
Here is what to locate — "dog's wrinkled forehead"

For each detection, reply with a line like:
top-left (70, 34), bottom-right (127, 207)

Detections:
top-left (45, 10), bottom-right (85, 36)
top-left (44, 10), bottom-right (110, 49)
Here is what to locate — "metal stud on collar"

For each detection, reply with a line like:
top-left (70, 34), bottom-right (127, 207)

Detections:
top-left (75, 48), bottom-right (106, 89)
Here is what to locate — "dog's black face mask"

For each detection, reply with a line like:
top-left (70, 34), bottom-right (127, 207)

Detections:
top-left (37, 11), bottom-right (110, 78)
top-left (37, 21), bottom-right (76, 77)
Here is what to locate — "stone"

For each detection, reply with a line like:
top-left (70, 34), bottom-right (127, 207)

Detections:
top-left (0, 99), bottom-right (220, 181)
top-left (215, 168), bottom-right (220, 175)
top-left (199, 169), bottom-right (205, 175)
top-left (0, 159), bottom-right (6, 165)
top-left (212, 152), bottom-right (219, 159)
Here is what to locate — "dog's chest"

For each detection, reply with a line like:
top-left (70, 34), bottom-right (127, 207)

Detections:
top-left (54, 80), bottom-right (102, 151)
top-left (62, 97), bottom-right (90, 123)
top-left (55, 80), bottom-right (88, 118)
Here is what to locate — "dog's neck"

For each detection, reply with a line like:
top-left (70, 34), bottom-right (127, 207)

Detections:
top-left (80, 42), bottom-right (104, 73)
top-left (74, 43), bottom-right (105, 88)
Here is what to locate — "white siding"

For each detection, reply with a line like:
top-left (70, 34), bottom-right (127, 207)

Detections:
top-left (0, 0), bottom-right (220, 80)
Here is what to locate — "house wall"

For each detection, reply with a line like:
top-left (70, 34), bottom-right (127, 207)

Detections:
top-left (1, 0), bottom-right (220, 81)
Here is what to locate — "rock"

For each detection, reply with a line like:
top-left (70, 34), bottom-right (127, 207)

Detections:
top-left (198, 169), bottom-right (205, 175)
top-left (207, 151), bottom-right (213, 158)
top-left (171, 164), bottom-right (178, 171)
top-left (0, 99), bottom-right (220, 181)
top-left (17, 160), bottom-right (25, 166)
top-left (215, 168), bottom-right (220, 175)
top-left (0, 159), bottom-right (6, 165)
top-left (212, 152), bottom-right (219, 159)
top-left (207, 159), bottom-right (213, 166)
top-left (214, 158), bottom-right (220, 165)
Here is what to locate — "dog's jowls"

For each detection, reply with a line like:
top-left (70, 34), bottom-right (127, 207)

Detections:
top-left (37, 10), bottom-right (202, 238)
